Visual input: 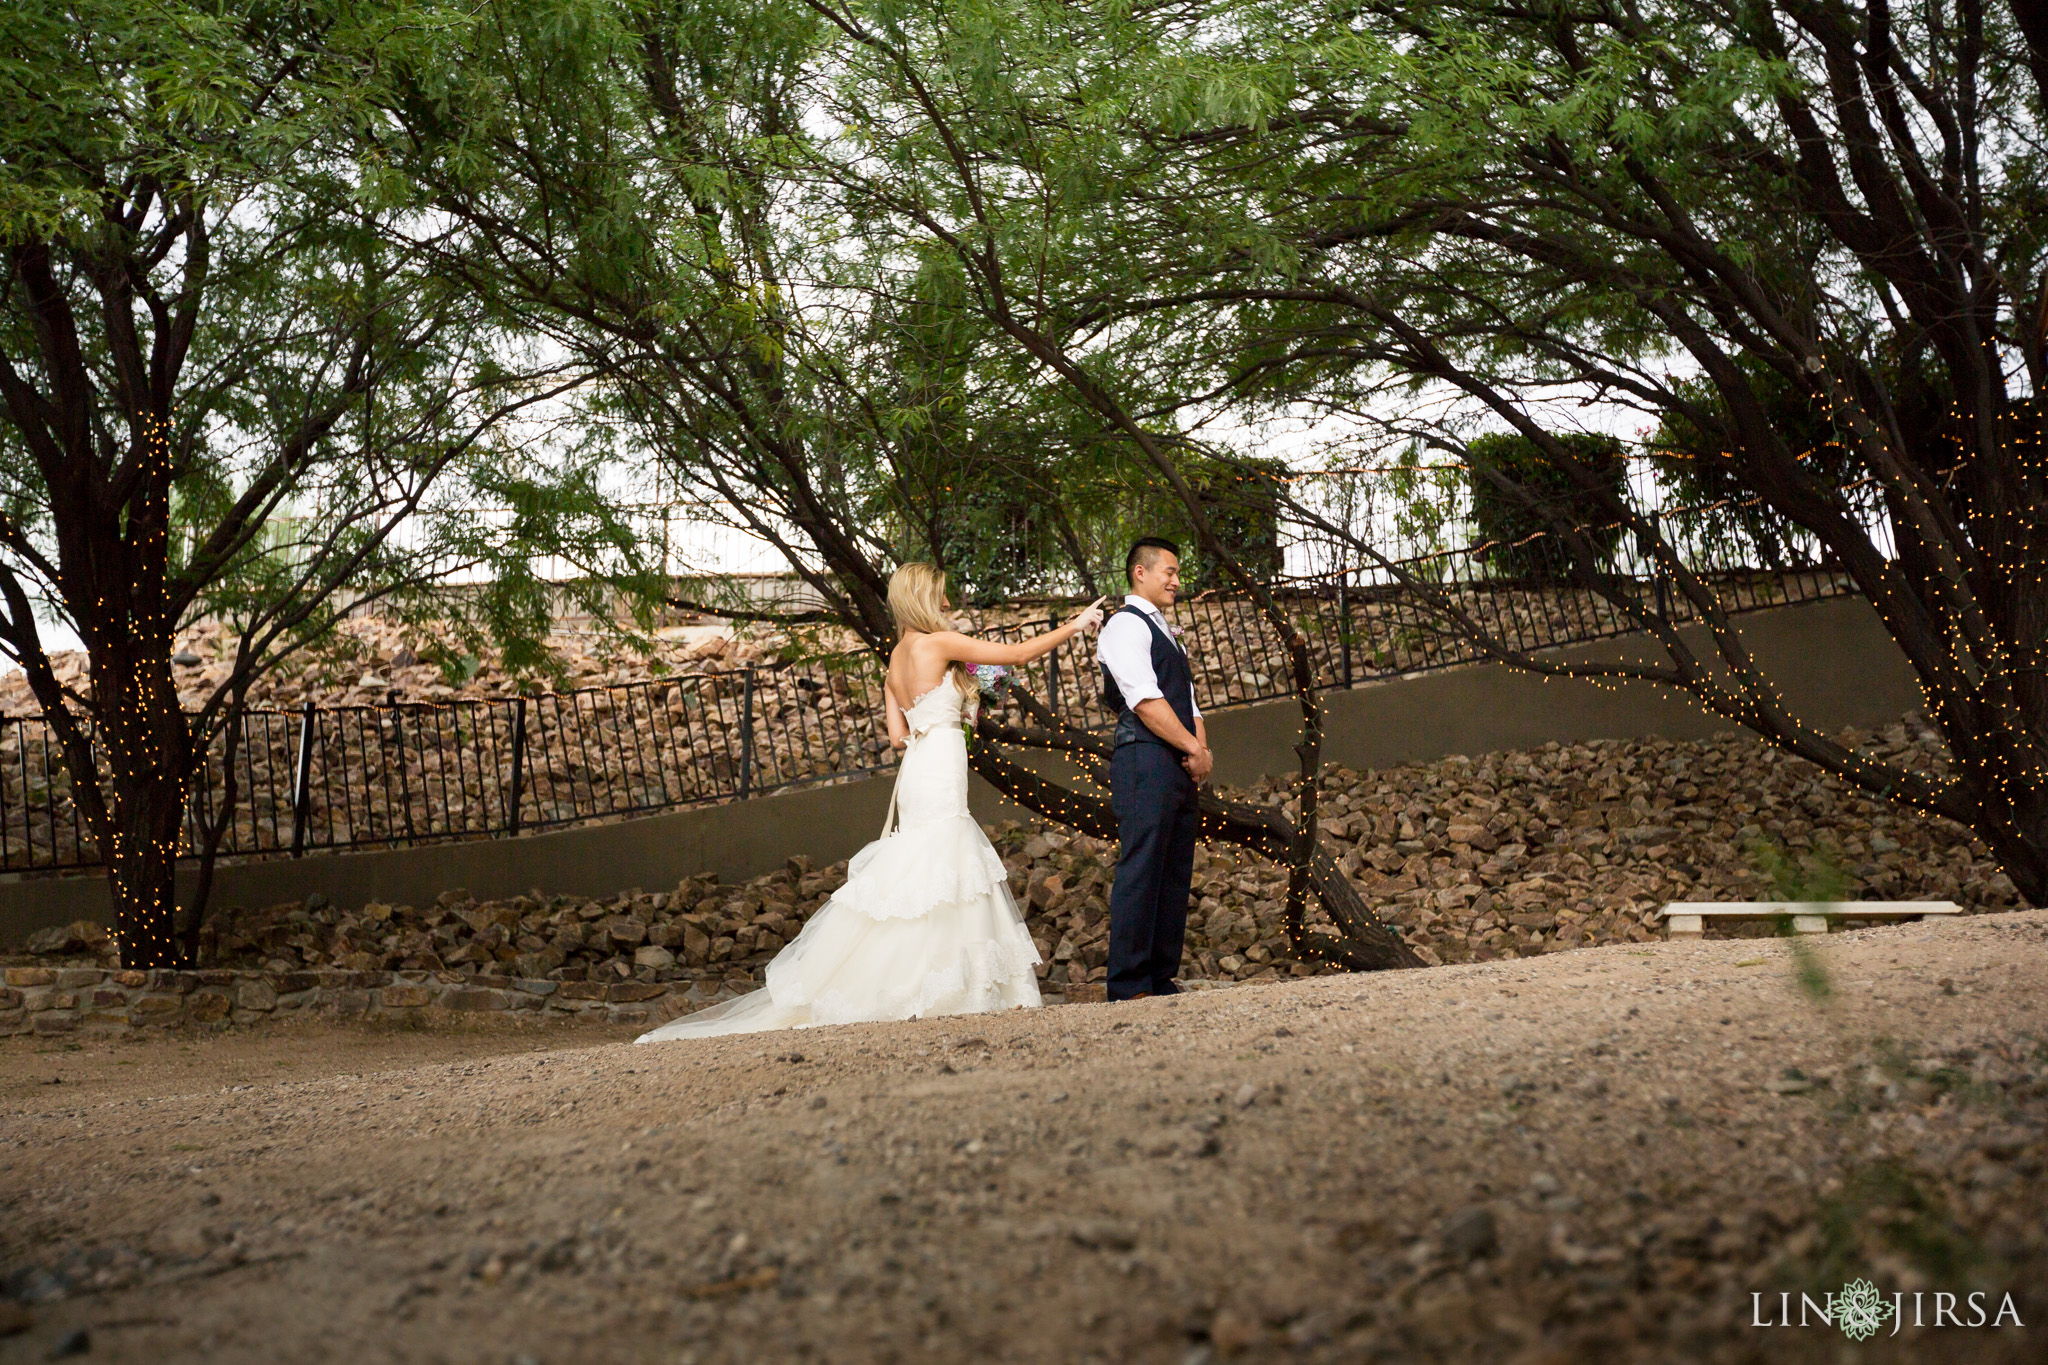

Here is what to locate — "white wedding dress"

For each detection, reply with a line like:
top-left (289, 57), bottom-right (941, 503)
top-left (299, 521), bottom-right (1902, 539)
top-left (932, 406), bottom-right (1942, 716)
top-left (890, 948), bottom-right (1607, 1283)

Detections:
top-left (635, 679), bottom-right (1042, 1042)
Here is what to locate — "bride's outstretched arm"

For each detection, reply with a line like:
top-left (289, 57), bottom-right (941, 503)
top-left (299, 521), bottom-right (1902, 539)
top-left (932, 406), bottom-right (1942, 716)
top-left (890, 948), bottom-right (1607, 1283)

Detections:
top-left (928, 598), bottom-right (1106, 668)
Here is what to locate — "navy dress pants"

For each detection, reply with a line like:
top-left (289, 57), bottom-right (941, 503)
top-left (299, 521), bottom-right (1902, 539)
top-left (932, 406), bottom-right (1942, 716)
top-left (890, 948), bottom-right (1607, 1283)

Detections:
top-left (1107, 741), bottom-right (1200, 1000)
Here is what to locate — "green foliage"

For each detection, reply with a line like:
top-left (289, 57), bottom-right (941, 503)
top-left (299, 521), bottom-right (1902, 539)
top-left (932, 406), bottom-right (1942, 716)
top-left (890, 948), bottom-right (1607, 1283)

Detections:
top-left (0, 0), bottom-right (643, 682)
top-left (1747, 836), bottom-right (1853, 903)
top-left (28, 0), bottom-right (2018, 928)
top-left (872, 272), bottom-right (1107, 600)
top-left (1186, 458), bottom-right (1286, 588)
top-left (1377, 448), bottom-right (1468, 560)
top-left (913, 466), bottom-right (1069, 604)
top-left (430, 647), bottom-right (483, 688)
top-left (1651, 361), bottom-right (1866, 569)
top-left (1466, 432), bottom-right (1628, 580)
top-left (1787, 934), bottom-right (1834, 1004)
top-left (887, 444), bottom-right (1286, 599)
top-left (1804, 1158), bottom-right (1988, 1289)
top-left (1745, 833), bottom-right (1848, 1004)
top-left (0, 0), bottom-right (654, 962)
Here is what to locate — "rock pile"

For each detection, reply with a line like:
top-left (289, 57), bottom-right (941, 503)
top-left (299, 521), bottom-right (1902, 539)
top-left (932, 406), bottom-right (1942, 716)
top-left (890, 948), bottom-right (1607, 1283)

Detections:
top-left (0, 615), bottom-right (891, 868)
top-left (0, 572), bottom-right (1842, 717)
top-left (10, 713), bottom-right (2021, 997)
top-left (1005, 713), bottom-right (2017, 979)
top-left (0, 613), bottom-right (807, 718)
top-left (0, 595), bottom-right (1118, 719)
top-left (1286, 713), bottom-right (2021, 966)
top-left (990, 574), bottom-right (1846, 712)
top-left (196, 864), bottom-right (851, 988)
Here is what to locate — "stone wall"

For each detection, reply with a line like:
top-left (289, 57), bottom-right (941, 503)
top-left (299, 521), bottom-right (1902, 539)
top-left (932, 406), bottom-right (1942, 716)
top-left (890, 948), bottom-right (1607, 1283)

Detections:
top-left (0, 965), bottom-right (725, 1039)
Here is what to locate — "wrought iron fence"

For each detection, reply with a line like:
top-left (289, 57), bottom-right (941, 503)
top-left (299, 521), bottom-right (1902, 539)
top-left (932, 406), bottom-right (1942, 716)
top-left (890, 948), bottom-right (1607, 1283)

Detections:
top-left (0, 488), bottom-right (1874, 874)
top-left (0, 655), bottom-right (899, 874)
top-left (979, 491), bottom-right (1868, 731)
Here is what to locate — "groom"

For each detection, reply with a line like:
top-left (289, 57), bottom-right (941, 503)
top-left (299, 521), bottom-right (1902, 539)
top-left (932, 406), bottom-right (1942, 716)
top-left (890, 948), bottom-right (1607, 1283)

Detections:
top-left (1097, 537), bottom-right (1212, 1001)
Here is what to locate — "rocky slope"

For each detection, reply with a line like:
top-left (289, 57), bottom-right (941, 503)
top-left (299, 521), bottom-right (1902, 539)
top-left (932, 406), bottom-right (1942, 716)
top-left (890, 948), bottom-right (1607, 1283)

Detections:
top-left (0, 613), bottom-right (796, 717)
top-left (0, 581), bottom-right (1863, 883)
top-left (1, 574), bottom-right (1841, 716)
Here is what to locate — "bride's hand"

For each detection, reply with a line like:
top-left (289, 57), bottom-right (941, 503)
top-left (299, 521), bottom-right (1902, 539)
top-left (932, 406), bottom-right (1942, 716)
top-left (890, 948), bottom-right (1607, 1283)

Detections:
top-left (1067, 596), bottom-right (1107, 634)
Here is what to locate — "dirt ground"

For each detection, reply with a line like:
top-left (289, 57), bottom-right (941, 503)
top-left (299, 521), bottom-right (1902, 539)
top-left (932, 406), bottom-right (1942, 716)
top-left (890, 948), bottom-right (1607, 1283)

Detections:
top-left (3, 914), bottom-right (2045, 1365)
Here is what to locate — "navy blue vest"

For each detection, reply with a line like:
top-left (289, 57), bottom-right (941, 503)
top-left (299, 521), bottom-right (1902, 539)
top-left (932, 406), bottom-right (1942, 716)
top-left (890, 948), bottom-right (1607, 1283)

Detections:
top-left (1101, 605), bottom-right (1196, 749)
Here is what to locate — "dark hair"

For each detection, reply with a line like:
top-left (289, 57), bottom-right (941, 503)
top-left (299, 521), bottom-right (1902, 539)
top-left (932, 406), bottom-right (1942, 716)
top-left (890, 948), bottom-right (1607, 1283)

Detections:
top-left (1124, 536), bottom-right (1182, 585)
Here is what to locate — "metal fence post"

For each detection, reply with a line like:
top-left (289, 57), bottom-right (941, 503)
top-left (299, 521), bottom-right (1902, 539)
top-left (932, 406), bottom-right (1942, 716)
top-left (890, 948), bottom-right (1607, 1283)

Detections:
top-left (1045, 612), bottom-right (1062, 716)
top-left (289, 700), bottom-right (316, 856)
top-left (1336, 572), bottom-right (1354, 688)
top-left (507, 697), bottom-right (528, 836)
top-left (737, 668), bottom-right (757, 798)
top-left (390, 706), bottom-right (417, 840)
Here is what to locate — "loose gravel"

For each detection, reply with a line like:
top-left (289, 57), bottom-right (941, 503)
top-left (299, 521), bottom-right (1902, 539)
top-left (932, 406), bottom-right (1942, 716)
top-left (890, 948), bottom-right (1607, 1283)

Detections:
top-left (3, 911), bottom-right (2044, 1363)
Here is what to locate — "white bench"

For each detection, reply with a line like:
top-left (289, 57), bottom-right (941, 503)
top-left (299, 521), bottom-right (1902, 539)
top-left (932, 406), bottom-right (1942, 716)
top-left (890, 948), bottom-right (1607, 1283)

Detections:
top-left (1658, 901), bottom-right (1961, 938)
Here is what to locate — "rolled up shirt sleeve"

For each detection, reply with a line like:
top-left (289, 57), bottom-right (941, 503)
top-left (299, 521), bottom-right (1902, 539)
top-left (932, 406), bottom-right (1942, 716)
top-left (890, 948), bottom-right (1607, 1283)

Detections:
top-left (1095, 609), bottom-right (1200, 720)
top-left (1096, 612), bottom-right (1163, 710)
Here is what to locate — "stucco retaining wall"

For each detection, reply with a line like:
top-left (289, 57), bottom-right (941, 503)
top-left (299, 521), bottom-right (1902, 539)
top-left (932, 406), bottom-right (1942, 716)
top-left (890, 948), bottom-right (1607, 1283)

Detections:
top-left (0, 596), bottom-right (1920, 947)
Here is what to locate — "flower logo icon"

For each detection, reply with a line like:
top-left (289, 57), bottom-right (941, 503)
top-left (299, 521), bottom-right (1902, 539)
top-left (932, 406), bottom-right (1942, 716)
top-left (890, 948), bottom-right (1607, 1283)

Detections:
top-left (1835, 1279), bottom-right (1895, 1341)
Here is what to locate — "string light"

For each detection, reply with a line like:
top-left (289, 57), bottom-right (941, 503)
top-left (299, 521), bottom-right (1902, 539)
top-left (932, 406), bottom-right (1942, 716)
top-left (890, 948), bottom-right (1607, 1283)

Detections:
top-left (33, 405), bottom-right (2040, 968)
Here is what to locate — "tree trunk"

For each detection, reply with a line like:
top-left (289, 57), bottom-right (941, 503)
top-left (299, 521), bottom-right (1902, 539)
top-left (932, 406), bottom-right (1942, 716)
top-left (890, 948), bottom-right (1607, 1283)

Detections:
top-left (102, 766), bottom-right (189, 970)
top-left (1973, 800), bottom-right (2048, 909)
top-left (968, 735), bottom-right (1421, 971)
top-left (92, 655), bottom-right (193, 970)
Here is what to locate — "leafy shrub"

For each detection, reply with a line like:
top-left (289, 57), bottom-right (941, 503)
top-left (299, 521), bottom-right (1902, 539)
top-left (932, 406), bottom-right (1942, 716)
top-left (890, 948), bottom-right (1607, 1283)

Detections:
top-left (1465, 431), bottom-right (1628, 580)
top-left (1649, 361), bottom-right (1859, 569)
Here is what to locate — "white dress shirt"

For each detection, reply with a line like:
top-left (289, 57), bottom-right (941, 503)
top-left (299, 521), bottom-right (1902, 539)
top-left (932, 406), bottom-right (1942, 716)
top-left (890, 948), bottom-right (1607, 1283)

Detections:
top-left (1095, 593), bottom-right (1201, 720)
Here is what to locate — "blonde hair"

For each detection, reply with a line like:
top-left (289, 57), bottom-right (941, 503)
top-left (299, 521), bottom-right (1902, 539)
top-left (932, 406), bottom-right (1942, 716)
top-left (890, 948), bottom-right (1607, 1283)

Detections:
top-left (888, 563), bottom-right (971, 695)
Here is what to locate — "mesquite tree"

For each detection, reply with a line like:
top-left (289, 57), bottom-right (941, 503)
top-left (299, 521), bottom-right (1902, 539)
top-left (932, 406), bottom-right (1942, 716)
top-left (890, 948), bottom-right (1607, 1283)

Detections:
top-left (378, 0), bottom-right (1419, 969)
top-left (1201, 0), bottom-right (2048, 903)
top-left (0, 0), bottom-right (605, 966)
top-left (794, 0), bottom-right (2048, 904)
top-left (789, 0), bottom-right (1416, 965)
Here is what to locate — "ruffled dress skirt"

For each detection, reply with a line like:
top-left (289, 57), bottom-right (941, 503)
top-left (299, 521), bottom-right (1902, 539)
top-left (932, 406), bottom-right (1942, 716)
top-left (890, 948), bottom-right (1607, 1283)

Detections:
top-left (635, 719), bottom-right (1041, 1042)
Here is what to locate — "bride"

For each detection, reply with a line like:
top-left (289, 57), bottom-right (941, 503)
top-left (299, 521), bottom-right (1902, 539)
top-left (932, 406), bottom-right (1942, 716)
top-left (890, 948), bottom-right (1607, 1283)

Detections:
top-left (636, 565), bottom-right (1104, 1042)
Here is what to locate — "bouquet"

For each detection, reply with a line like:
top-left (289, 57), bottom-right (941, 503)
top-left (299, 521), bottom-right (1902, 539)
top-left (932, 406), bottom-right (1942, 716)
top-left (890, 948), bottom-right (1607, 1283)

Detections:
top-left (971, 663), bottom-right (1011, 697)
